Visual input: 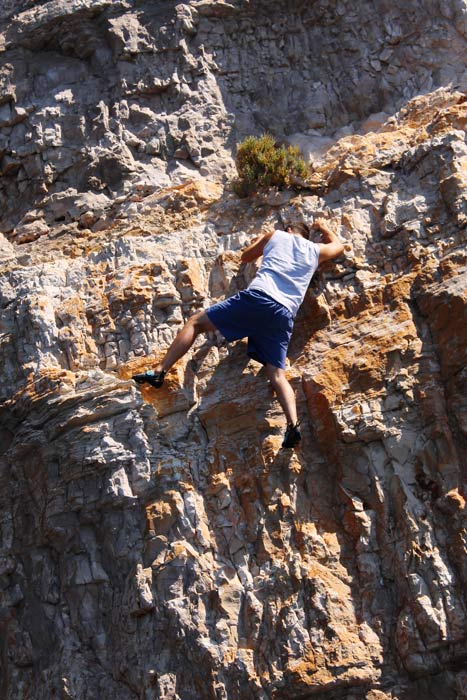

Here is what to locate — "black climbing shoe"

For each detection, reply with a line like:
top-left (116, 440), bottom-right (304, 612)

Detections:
top-left (132, 370), bottom-right (166, 388)
top-left (282, 421), bottom-right (301, 449)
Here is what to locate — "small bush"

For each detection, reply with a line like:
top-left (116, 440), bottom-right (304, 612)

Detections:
top-left (234, 134), bottom-right (308, 196)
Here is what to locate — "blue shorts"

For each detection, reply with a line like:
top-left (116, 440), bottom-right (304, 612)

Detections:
top-left (206, 290), bottom-right (293, 369)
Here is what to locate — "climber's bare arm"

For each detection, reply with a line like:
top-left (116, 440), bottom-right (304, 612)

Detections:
top-left (240, 232), bottom-right (273, 263)
top-left (315, 218), bottom-right (345, 264)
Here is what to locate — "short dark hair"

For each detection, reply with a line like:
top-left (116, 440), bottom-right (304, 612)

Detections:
top-left (286, 222), bottom-right (310, 239)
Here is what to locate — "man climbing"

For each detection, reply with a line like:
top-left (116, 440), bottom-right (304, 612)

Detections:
top-left (133, 218), bottom-right (344, 448)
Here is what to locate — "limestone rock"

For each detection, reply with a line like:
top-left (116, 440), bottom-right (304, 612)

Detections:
top-left (0, 231), bottom-right (15, 260)
top-left (2, 3), bottom-right (467, 700)
top-left (3, 0), bottom-right (467, 234)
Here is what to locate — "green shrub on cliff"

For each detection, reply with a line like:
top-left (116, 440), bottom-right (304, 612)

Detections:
top-left (234, 134), bottom-right (308, 196)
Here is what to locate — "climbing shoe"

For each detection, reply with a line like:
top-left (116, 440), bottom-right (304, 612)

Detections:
top-left (132, 369), bottom-right (166, 388)
top-left (282, 420), bottom-right (301, 449)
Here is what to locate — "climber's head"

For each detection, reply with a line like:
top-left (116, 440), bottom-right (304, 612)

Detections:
top-left (285, 222), bottom-right (310, 239)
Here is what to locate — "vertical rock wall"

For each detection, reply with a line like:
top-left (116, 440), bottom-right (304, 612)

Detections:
top-left (2, 0), bottom-right (467, 231)
top-left (1, 2), bottom-right (467, 700)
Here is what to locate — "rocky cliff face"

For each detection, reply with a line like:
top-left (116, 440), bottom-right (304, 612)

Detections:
top-left (1, 2), bottom-right (467, 700)
top-left (3, 0), bottom-right (467, 235)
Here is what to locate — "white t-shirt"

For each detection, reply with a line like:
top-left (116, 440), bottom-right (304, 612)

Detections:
top-left (248, 229), bottom-right (320, 316)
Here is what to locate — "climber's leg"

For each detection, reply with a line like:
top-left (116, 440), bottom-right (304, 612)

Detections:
top-left (265, 364), bottom-right (301, 448)
top-left (156, 311), bottom-right (216, 372)
top-left (133, 311), bottom-right (215, 387)
top-left (265, 364), bottom-right (297, 425)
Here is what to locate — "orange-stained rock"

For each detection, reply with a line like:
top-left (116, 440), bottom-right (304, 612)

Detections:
top-left (3, 83), bottom-right (467, 700)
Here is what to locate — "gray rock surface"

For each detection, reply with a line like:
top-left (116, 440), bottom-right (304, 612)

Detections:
top-left (2, 2), bottom-right (467, 700)
top-left (2, 0), bottom-right (467, 233)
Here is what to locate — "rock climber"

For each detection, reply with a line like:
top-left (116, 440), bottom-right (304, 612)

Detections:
top-left (133, 219), bottom-right (344, 448)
